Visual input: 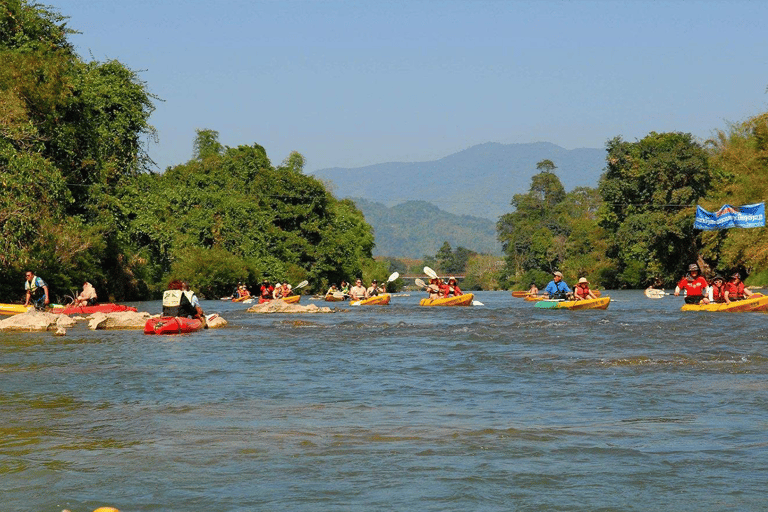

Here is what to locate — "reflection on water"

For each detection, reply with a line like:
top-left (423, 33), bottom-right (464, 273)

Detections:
top-left (2, 291), bottom-right (768, 511)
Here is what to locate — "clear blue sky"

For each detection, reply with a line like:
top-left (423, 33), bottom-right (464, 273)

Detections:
top-left (58, 0), bottom-right (767, 172)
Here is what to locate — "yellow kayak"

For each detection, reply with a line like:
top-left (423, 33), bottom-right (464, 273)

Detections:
top-left (681, 294), bottom-right (768, 312)
top-left (350, 294), bottom-right (391, 306)
top-left (535, 297), bottom-right (611, 310)
top-left (0, 303), bottom-right (33, 315)
top-left (419, 293), bottom-right (474, 307)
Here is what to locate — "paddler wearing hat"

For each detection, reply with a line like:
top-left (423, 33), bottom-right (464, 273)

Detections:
top-left (366, 279), bottom-right (384, 297)
top-left (674, 263), bottom-right (709, 304)
top-left (544, 271), bottom-right (572, 300)
top-left (572, 277), bottom-right (597, 301)
top-left (446, 276), bottom-right (463, 297)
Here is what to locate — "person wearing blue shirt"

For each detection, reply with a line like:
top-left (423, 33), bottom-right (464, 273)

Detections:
top-left (544, 271), bottom-right (572, 299)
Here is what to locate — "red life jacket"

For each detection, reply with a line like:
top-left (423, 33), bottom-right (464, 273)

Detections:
top-left (711, 283), bottom-right (727, 302)
top-left (574, 285), bottom-right (591, 299)
top-left (726, 281), bottom-right (745, 300)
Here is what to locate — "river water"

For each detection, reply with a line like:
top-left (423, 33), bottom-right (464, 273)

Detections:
top-left (2, 290), bottom-right (767, 511)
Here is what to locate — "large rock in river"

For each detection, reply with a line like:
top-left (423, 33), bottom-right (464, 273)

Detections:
top-left (0, 310), bottom-right (74, 332)
top-left (247, 301), bottom-right (335, 314)
top-left (88, 311), bottom-right (153, 330)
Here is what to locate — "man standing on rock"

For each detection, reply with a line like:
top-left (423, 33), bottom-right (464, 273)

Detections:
top-left (23, 270), bottom-right (49, 309)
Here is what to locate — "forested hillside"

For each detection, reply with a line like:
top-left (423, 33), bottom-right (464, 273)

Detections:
top-left (354, 199), bottom-right (501, 258)
top-left (0, 2), bottom-right (384, 301)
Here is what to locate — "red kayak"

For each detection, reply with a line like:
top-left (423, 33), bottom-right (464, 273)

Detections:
top-left (144, 316), bottom-right (204, 335)
top-left (51, 304), bottom-right (138, 315)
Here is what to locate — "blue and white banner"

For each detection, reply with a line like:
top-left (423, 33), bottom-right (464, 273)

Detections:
top-left (694, 202), bottom-right (765, 230)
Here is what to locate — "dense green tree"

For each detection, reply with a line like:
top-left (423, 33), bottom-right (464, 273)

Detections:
top-left (699, 111), bottom-right (768, 282)
top-left (598, 132), bottom-right (715, 287)
top-left (0, 1), bottom-right (156, 301)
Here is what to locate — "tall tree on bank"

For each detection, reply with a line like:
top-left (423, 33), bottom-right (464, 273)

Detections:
top-left (598, 132), bottom-right (715, 287)
top-left (699, 111), bottom-right (768, 280)
top-left (0, 1), bottom-right (156, 300)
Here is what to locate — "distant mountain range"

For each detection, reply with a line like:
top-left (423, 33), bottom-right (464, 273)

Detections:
top-left (353, 199), bottom-right (501, 259)
top-left (312, 142), bottom-right (606, 221)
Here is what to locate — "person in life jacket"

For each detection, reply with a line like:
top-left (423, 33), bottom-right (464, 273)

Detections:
top-left (260, 279), bottom-right (274, 300)
top-left (447, 277), bottom-right (463, 296)
top-left (573, 277), bottom-right (598, 301)
top-left (366, 279), bottom-right (383, 297)
top-left (349, 278), bottom-right (368, 300)
top-left (725, 272), bottom-right (753, 302)
top-left (709, 275), bottom-right (727, 303)
top-left (674, 263), bottom-right (709, 304)
top-left (162, 280), bottom-right (205, 324)
top-left (544, 271), bottom-right (572, 299)
top-left (23, 270), bottom-right (49, 308)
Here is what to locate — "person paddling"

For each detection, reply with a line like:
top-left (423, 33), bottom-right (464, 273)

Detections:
top-left (674, 263), bottom-right (709, 304)
top-left (725, 272), bottom-right (753, 303)
top-left (572, 277), bottom-right (597, 301)
top-left (260, 279), bottom-right (274, 300)
top-left (349, 279), bottom-right (367, 300)
top-left (709, 275), bottom-right (727, 303)
top-left (447, 277), bottom-right (463, 296)
top-left (163, 280), bottom-right (206, 325)
top-left (544, 271), bottom-right (571, 299)
top-left (366, 279), bottom-right (383, 297)
top-left (527, 282), bottom-right (539, 296)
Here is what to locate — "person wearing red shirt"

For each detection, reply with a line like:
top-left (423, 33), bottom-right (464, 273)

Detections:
top-left (674, 263), bottom-right (709, 304)
top-left (725, 272), bottom-right (753, 302)
top-left (260, 279), bottom-right (274, 300)
top-left (447, 277), bottom-right (462, 296)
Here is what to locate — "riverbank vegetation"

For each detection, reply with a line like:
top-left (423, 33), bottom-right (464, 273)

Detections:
top-left (0, 2), bottom-right (386, 301)
top-left (497, 121), bottom-right (768, 289)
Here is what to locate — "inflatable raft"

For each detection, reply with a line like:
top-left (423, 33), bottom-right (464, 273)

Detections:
top-left (324, 293), bottom-right (347, 302)
top-left (350, 294), bottom-right (391, 306)
top-left (419, 293), bottom-right (474, 307)
top-left (144, 316), bottom-right (205, 335)
top-left (51, 303), bottom-right (138, 315)
top-left (0, 303), bottom-right (33, 315)
top-left (680, 294), bottom-right (768, 312)
top-left (258, 295), bottom-right (301, 304)
top-left (535, 297), bottom-right (611, 310)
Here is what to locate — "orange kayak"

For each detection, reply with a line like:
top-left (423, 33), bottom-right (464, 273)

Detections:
top-left (419, 293), bottom-right (474, 307)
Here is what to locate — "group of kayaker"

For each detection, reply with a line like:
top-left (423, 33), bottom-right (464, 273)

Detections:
top-left (539, 271), bottom-right (597, 301)
top-left (419, 276), bottom-right (463, 299)
top-left (673, 263), bottom-right (753, 305)
top-left (326, 279), bottom-right (384, 300)
top-left (257, 279), bottom-right (295, 300)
